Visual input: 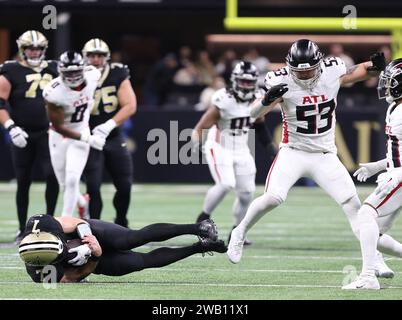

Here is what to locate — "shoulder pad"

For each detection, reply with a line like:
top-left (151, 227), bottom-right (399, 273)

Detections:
top-left (265, 67), bottom-right (289, 88)
top-left (211, 88), bottom-right (232, 109)
top-left (322, 56), bottom-right (346, 78)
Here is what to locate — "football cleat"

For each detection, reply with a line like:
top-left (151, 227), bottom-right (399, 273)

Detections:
top-left (227, 227), bottom-right (245, 264)
top-left (228, 226), bottom-right (252, 246)
top-left (77, 193), bottom-right (90, 220)
top-left (342, 274), bottom-right (380, 290)
top-left (199, 238), bottom-right (227, 256)
top-left (198, 219), bottom-right (218, 241)
top-left (374, 252), bottom-right (394, 279)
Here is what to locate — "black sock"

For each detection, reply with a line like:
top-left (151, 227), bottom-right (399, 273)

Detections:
top-left (141, 244), bottom-right (200, 269)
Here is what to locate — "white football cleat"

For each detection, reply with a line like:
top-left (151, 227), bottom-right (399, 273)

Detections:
top-left (342, 274), bottom-right (380, 290)
top-left (374, 252), bottom-right (394, 279)
top-left (227, 227), bottom-right (245, 264)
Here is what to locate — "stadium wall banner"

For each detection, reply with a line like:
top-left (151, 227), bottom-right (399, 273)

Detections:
top-left (0, 109), bottom-right (386, 183)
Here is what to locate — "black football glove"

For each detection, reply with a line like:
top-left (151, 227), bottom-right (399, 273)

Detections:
top-left (261, 83), bottom-right (288, 106)
top-left (367, 52), bottom-right (386, 73)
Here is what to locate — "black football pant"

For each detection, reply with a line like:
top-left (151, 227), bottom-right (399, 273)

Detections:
top-left (11, 130), bottom-right (59, 231)
top-left (88, 219), bottom-right (204, 276)
top-left (84, 133), bottom-right (133, 225)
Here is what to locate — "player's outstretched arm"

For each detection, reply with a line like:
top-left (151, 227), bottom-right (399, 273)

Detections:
top-left (55, 216), bottom-right (87, 233)
top-left (250, 83), bottom-right (288, 119)
top-left (191, 105), bottom-right (220, 145)
top-left (340, 52), bottom-right (386, 86)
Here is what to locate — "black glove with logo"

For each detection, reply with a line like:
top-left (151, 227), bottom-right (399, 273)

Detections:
top-left (261, 83), bottom-right (288, 106)
top-left (367, 52), bottom-right (386, 73)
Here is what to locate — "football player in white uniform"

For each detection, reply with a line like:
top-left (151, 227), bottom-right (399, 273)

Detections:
top-left (43, 51), bottom-right (104, 218)
top-left (227, 39), bottom-right (390, 274)
top-left (193, 61), bottom-right (278, 243)
top-left (343, 59), bottom-right (402, 289)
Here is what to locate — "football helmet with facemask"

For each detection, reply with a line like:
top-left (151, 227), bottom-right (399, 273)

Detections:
top-left (378, 58), bottom-right (402, 103)
top-left (286, 39), bottom-right (323, 90)
top-left (16, 30), bottom-right (48, 67)
top-left (58, 51), bottom-right (85, 88)
top-left (230, 61), bottom-right (259, 101)
top-left (19, 231), bottom-right (64, 266)
top-left (82, 38), bottom-right (110, 69)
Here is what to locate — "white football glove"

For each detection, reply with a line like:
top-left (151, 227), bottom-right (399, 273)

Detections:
top-left (92, 119), bottom-right (117, 139)
top-left (9, 126), bottom-right (29, 148)
top-left (375, 171), bottom-right (400, 198)
top-left (80, 132), bottom-right (106, 151)
top-left (68, 244), bottom-right (91, 266)
top-left (353, 159), bottom-right (387, 182)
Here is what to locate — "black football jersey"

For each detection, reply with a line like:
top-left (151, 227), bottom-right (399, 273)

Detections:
top-left (0, 60), bottom-right (58, 131)
top-left (90, 63), bottom-right (130, 138)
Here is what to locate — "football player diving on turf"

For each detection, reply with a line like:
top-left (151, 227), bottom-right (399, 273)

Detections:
top-left (227, 40), bottom-right (393, 282)
top-left (18, 214), bottom-right (227, 283)
top-left (192, 61), bottom-right (278, 245)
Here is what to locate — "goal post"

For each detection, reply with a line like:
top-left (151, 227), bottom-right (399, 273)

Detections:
top-left (224, 0), bottom-right (402, 58)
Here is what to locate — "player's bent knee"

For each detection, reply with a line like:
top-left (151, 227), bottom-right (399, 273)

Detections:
top-left (65, 174), bottom-right (80, 189)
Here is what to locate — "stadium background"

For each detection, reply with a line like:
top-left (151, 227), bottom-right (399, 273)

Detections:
top-left (0, 0), bottom-right (399, 183)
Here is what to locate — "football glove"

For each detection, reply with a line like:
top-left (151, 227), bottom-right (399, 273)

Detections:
top-left (367, 52), bottom-right (386, 73)
top-left (80, 132), bottom-right (106, 151)
top-left (92, 119), bottom-right (117, 139)
top-left (261, 83), bottom-right (288, 106)
top-left (68, 244), bottom-right (91, 266)
top-left (9, 126), bottom-right (29, 148)
top-left (353, 159), bottom-right (387, 182)
top-left (375, 171), bottom-right (402, 198)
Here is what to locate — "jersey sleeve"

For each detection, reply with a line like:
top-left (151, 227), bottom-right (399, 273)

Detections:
top-left (264, 67), bottom-right (289, 89)
top-left (389, 106), bottom-right (402, 136)
top-left (0, 61), bottom-right (16, 83)
top-left (111, 63), bottom-right (131, 87)
top-left (211, 88), bottom-right (228, 110)
top-left (322, 56), bottom-right (347, 80)
top-left (42, 79), bottom-right (62, 105)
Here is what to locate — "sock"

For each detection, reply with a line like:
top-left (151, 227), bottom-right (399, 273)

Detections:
top-left (236, 193), bottom-right (282, 237)
top-left (61, 173), bottom-right (81, 216)
top-left (202, 184), bottom-right (231, 214)
top-left (378, 233), bottom-right (402, 258)
top-left (232, 191), bottom-right (253, 226)
top-left (341, 194), bottom-right (361, 239)
top-left (358, 205), bottom-right (379, 276)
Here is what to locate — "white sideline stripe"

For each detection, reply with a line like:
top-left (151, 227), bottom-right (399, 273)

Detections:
top-left (161, 268), bottom-right (344, 273)
top-left (1, 281), bottom-right (402, 290)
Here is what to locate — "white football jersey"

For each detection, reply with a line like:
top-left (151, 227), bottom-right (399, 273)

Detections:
top-left (43, 65), bottom-right (101, 132)
top-left (385, 102), bottom-right (402, 170)
top-left (207, 88), bottom-right (261, 152)
top-left (264, 56), bottom-right (347, 153)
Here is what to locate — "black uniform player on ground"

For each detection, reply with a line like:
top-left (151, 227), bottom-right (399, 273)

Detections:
top-left (82, 39), bottom-right (136, 227)
top-left (0, 30), bottom-right (59, 241)
top-left (18, 214), bottom-right (227, 283)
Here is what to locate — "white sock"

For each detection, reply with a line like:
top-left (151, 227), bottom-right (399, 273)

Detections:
top-left (202, 184), bottom-right (231, 214)
top-left (341, 194), bottom-right (361, 239)
top-left (61, 172), bottom-right (81, 216)
top-left (236, 193), bottom-right (282, 236)
top-left (232, 191), bottom-right (253, 226)
top-left (378, 234), bottom-right (402, 258)
top-left (358, 205), bottom-right (379, 276)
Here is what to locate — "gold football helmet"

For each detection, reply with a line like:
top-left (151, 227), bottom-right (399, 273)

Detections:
top-left (16, 30), bottom-right (48, 67)
top-left (19, 232), bottom-right (64, 266)
top-left (82, 38), bottom-right (110, 68)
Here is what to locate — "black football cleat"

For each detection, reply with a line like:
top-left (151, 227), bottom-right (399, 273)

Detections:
top-left (200, 238), bottom-right (228, 255)
top-left (198, 219), bottom-right (218, 241)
